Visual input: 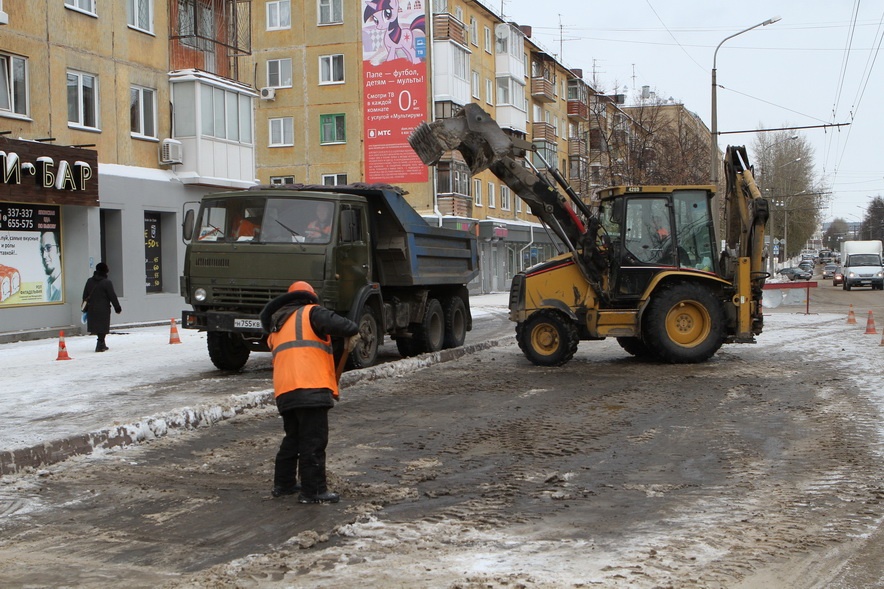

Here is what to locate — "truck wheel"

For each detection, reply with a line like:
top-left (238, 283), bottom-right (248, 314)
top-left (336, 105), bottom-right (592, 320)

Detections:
top-left (516, 309), bottom-right (579, 367)
top-left (442, 296), bottom-right (467, 349)
top-left (207, 332), bottom-right (250, 371)
top-left (348, 306), bottom-right (379, 369)
top-left (415, 298), bottom-right (445, 354)
top-left (616, 336), bottom-right (652, 358)
top-left (642, 283), bottom-right (724, 364)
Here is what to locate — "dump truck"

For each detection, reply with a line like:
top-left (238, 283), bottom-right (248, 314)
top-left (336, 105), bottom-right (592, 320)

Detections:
top-left (840, 240), bottom-right (884, 290)
top-left (409, 103), bottom-right (768, 365)
top-left (180, 184), bottom-right (479, 371)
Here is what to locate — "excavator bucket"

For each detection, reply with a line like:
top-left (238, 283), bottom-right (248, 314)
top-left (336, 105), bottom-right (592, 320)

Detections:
top-left (408, 103), bottom-right (523, 176)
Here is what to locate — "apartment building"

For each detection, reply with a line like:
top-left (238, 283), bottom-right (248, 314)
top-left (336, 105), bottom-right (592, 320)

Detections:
top-left (0, 0), bottom-right (257, 340)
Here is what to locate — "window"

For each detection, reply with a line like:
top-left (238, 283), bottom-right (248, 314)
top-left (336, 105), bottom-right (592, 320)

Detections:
top-left (319, 54), bottom-right (344, 84)
top-left (469, 17), bottom-right (478, 46)
top-left (322, 174), bottom-right (348, 185)
top-left (433, 0), bottom-right (448, 12)
top-left (485, 79), bottom-right (493, 105)
top-left (516, 196), bottom-right (522, 213)
top-left (452, 46), bottom-right (469, 82)
top-left (454, 6), bottom-right (463, 21)
top-left (320, 114), bottom-right (346, 144)
top-left (65, 0), bottom-right (96, 15)
top-left (0, 53), bottom-right (28, 116)
top-left (484, 27), bottom-right (491, 53)
top-left (436, 161), bottom-right (469, 194)
top-left (269, 117), bottom-right (294, 147)
top-left (500, 185), bottom-right (511, 211)
top-left (267, 58), bottom-right (292, 88)
top-left (496, 77), bottom-right (510, 106)
top-left (270, 176), bottom-right (294, 185)
top-left (130, 86), bottom-right (157, 138)
top-left (487, 182), bottom-right (496, 208)
top-left (473, 179), bottom-right (482, 207)
top-left (471, 71), bottom-right (480, 99)
top-left (318, 0), bottom-right (342, 24)
top-left (178, 0), bottom-right (215, 51)
top-left (127, 0), bottom-right (153, 33)
top-left (266, 0), bottom-right (290, 30)
top-left (197, 84), bottom-right (253, 144)
top-left (67, 70), bottom-right (99, 129)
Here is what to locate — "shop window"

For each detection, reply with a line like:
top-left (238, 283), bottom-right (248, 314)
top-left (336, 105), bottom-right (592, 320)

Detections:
top-left (144, 211), bottom-right (178, 294)
top-left (99, 209), bottom-right (124, 297)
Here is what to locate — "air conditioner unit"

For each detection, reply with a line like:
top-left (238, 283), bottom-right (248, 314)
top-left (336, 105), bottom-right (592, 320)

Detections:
top-left (159, 138), bottom-right (183, 165)
top-left (260, 87), bottom-right (276, 100)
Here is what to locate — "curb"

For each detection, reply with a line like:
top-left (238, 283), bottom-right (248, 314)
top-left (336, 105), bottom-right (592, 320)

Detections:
top-left (0, 337), bottom-right (511, 476)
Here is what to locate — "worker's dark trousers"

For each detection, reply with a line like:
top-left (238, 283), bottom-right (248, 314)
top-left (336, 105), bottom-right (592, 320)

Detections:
top-left (274, 407), bottom-right (330, 496)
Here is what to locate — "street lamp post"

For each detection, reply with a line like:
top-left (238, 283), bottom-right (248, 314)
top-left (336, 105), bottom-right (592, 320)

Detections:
top-left (710, 16), bottom-right (781, 183)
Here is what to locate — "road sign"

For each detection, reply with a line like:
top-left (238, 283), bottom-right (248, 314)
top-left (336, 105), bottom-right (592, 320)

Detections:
top-left (773, 245), bottom-right (780, 255)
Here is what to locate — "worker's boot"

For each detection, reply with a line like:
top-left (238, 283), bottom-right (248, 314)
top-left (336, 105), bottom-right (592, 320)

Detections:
top-left (298, 491), bottom-right (340, 504)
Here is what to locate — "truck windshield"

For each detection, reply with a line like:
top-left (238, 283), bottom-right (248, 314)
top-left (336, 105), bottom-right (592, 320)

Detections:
top-left (195, 197), bottom-right (335, 244)
top-left (848, 254), bottom-right (882, 266)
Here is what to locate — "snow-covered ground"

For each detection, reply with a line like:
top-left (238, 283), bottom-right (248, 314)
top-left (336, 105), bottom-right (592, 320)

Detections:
top-left (1, 291), bottom-right (882, 468)
top-left (0, 293), bottom-right (511, 455)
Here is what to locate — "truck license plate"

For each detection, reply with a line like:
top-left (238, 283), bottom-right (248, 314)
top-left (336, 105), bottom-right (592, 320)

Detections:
top-left (234, 318), bottom-right (262, 329)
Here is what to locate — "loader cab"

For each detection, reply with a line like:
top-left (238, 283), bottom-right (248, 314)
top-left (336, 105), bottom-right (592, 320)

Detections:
top-left (600, 187), bottom-right (718, 300)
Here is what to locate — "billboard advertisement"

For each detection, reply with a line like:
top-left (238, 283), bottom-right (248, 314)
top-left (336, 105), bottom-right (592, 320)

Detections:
top-left (361, 0), bottom-right (428, 184)
top-left (0, 203), bottom-right (63, 306)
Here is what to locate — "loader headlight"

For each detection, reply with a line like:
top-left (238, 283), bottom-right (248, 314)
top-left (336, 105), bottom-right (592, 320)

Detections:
top-left (194, 288), bottom-right (207, 302)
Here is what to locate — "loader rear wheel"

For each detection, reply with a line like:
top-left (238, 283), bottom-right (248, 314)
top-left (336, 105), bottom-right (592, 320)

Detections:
top-left (516, 309), bottom-right (579, 367)
top-left (616, 336), bottom-right (652, 358)
top-left (642, 283), bottom-right (724, 364)
top-left (442, 296), bottom-right (467, 349)
top-left (415, 298), bottom-right (445, 354)
top-left (348, 305), bottom-right (379, 369)
top-left (207, 332), bottom-right (250, 371)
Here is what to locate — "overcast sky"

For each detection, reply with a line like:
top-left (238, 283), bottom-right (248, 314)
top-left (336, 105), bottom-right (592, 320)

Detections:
top-left (502, 0), bottom-right (883, 225)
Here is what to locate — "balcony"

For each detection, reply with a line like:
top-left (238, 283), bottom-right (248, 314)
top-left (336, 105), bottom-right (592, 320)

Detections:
top-left (568, 137), bottom-right (587, 157)
top-left (531, 77), bottom-right (555, 103)
top-left (170, 0), bottom-right (252, 80)
top-left (436, 193), bottom-right (473, 217)
top-left (433, 13), bottom-right (467, 46)
top-left (531, 121), bottom-right (556, 143)
top-left (567, 100), bottom-right (589, 121)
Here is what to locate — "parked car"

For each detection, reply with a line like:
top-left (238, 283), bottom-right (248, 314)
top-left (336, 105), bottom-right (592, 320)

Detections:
top-left (833, 266), bottom-right (844, 286)
top-left (822, 263), bottom-right (838, 279)
top-left (778, 267), bottom-right (813, 281)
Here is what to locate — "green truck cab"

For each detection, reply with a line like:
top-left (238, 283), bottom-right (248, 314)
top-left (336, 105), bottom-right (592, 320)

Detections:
top-left (181, 184), bottom-right (479, 371)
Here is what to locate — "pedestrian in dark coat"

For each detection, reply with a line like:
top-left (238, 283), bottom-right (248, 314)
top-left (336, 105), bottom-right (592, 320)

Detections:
top-left (82, 262), bottom-right (122, 352)
top-left (259, 280), bottom-right (359, 504)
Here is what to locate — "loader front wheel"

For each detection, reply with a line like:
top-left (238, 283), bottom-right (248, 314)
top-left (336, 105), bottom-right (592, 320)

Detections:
top-left (517, 309), bottom-right (579, 367)
top-left (642, 283), bottom-right (724, 364)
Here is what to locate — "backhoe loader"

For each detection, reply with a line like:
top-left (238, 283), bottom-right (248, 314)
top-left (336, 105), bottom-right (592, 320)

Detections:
top-left (409, 103), bottom-right (768, 365)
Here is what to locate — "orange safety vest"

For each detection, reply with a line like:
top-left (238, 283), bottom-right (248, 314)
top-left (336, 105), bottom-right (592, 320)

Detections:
top-left (306, 219), bottom-right (331, 238)
top-left (268, 305), bottom-right (339, 399)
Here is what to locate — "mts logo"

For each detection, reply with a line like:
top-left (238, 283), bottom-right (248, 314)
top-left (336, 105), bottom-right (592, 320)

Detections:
top-left (376, 130), bottom-right (392, 137)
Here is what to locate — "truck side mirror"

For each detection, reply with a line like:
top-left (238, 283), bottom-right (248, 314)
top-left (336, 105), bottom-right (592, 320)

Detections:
top-left (183, 209), bottom-right (195, 241)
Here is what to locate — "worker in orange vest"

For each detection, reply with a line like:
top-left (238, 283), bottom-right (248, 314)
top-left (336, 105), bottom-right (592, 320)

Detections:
top-left (260, 281), bottom-right (359, 503)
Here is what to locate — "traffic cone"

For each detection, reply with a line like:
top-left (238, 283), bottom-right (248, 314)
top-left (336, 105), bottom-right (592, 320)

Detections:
top-left (864, 311), bottom-right (878, 335)
top-left (847, 305), bottom-right (857, 324)
top-left (56, 330), bottom-right (72, 361)
top-left (169, 318), bottom-right (182, 344)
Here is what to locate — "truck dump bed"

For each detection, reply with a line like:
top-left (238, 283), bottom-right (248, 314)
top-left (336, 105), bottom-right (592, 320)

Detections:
top-left (362, 186), bottom-right (479, 287)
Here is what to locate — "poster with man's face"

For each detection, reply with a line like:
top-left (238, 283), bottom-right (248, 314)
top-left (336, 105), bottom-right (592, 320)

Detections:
top-left (0, 204), bottom-right (63, 306)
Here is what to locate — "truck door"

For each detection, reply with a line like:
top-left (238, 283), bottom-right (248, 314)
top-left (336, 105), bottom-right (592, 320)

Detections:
top-left (336, 204), bottom-right (371, 309)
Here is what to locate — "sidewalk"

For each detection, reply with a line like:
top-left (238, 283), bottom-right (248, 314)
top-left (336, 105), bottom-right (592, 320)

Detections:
top-left (0, 293), bottom-right (511, 474)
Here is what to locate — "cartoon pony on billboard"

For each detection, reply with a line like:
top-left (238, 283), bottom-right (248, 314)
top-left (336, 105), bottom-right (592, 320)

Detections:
top-left (363, 0), bottom-right (426, 65)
